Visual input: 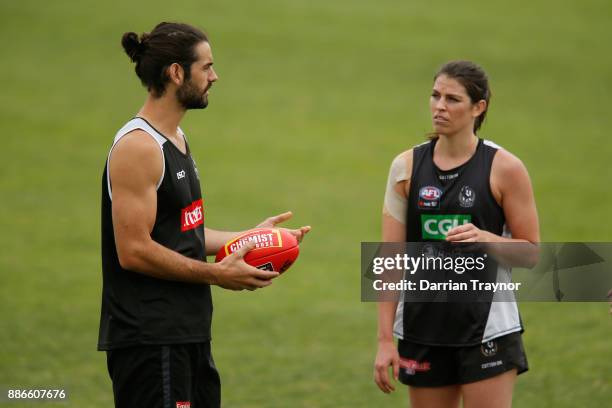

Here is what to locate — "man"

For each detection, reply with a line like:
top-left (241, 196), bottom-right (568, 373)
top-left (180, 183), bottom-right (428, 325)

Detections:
top-left (98, 22), bottom-right (310, 408)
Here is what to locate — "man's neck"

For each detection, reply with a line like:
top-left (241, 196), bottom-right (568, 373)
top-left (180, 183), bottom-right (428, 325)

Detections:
top-left (137, 93), bottom-right (186, 141)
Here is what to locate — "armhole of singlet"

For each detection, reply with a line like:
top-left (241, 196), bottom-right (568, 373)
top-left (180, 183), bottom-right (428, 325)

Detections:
top-left (483, 139), bottom-right (505, 214)
top-left (177, 126), bottom-right (190, 154)
top-left (178, 126), bottom-right (187, 141)
top-left (394, 141), bottom-right (429, 340)
top-left (107, 126), bottom-right (166, 201)
top-left (407, 140), bottom-right (429, 201)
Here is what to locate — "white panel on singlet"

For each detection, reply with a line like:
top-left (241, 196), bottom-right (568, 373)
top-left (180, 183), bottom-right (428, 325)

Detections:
top-left (482, 264), bottom-right (522, 342)
top-left (393, 285), bottom-right (406, 340)
top-left (482, 223), bottom-right (523, 342)
top-left (106, 118), bottom-right (168, 201)
top-left (483, 139), bottom-right (503, 150)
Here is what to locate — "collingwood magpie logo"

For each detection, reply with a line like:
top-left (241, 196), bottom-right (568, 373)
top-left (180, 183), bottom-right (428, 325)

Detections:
top-left (481, 340), bottom-right (498, 357)
top-left (459, 185), bottom-right (476, 208)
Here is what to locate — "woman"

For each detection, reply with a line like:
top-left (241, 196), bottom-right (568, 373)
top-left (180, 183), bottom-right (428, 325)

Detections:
top-left (374, 61), bottom-right (539, 408)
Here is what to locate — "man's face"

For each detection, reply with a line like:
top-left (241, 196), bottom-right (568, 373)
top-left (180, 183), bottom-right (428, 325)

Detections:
top-left (176, 41), bottom-right (218, 110)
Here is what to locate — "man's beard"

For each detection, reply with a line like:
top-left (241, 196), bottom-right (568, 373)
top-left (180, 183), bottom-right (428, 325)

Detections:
top-left (177, 79), bottom-right (209, 110)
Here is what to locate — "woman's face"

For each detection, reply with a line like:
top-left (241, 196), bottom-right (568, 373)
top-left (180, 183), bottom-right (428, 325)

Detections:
top-left (430, 74), bottom-right (484, 137)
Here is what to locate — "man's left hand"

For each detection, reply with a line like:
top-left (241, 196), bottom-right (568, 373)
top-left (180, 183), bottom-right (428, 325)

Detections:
top-left (257, 211), bottom-right (311, 243)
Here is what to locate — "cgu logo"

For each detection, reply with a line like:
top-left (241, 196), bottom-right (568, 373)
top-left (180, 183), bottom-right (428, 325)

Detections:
top-left (181, 199), bottom-right (204, 232)
top-left (421, 214), bottom-right (471, 240)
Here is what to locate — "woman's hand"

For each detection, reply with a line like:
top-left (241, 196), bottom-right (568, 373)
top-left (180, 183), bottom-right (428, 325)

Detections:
top-left (445, 223), bottom-right (495, 243)
top-left (374, 339), bottom-right (400, 393)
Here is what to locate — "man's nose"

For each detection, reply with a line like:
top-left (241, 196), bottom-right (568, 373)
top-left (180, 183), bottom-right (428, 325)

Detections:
top-left (209, 67), bottom-right (219, 82)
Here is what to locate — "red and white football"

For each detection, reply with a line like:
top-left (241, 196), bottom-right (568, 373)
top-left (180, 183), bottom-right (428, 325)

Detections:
top-left (215, 228), bottom-right (299, 273)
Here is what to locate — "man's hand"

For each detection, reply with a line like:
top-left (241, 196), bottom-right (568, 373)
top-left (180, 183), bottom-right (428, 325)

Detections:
top-left (214, 241), bottom-right (280, 290)
top-left (257, 211), bottom-right (311, 243)
top-left (374, 339), bottom-right (400, 394)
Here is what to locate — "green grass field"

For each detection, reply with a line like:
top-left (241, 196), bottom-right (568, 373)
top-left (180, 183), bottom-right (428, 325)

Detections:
top-left (1, 0), bottom-right (611, 406)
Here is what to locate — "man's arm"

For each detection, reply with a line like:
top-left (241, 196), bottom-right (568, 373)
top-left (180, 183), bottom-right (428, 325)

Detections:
top-left (110, 130), bottom-right (279, 290)
top-left (204, 228), bottom-right (240, 256)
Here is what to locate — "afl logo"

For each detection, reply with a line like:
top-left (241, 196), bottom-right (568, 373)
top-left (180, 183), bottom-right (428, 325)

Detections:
top-left (419, 186), bottom-right (441, 201)
top-left (418, 186), bottom-right (442, 210)
top-left (459, 186), bottom-right (476, 208)
top-left (481, 340), bottom-right (498, 357)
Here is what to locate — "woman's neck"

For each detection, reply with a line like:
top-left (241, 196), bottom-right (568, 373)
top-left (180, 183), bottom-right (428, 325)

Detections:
top-left (435, 129), bottom-right (478, 159)
top-left (433, 129), bottom-right (479, 170)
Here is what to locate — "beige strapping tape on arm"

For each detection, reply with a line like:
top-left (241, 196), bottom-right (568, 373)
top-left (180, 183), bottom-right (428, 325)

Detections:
top-left (382, 154), bottom-right (409, 224)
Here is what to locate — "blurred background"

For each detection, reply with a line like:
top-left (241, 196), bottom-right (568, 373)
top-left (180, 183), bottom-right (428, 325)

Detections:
top-left (0, 0), bottom-right (610, 406)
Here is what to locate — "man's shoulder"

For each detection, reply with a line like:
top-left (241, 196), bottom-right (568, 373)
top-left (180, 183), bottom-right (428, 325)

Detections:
top-left (113, 129), bottom-right (163, 156)
top-left (109, 129), bottom-right (164, 187)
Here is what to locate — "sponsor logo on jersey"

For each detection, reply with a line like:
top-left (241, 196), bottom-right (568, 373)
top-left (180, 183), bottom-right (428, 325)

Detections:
top-left (181, 199), bottom-right (204, 232)
top-left (438, 172), bottom-right (459, 181)
top-left (481, 360), bottom-right (503, 369)
top-left (418, 186), bottom-right (442, 209)
top-left (176, 402), bottom-right (191, 408)
top-left (399, 358), bottom-right (431, 375)
top-left (176, 170), bottom-right (186, 180)
top-left (481, 340), bottom-right (498, 357)
top-left (421, 214), bottom-right (471, 240)
top-left (459, 185), bottom-right (476, 208)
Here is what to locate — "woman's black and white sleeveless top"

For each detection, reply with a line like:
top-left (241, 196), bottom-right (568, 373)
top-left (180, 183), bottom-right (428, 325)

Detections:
top-left (394, 138), bottom-right (523, 346)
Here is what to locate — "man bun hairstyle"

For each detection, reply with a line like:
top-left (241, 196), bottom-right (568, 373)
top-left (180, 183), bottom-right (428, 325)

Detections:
top-left (434, 60), bottom-right (491, 134)
top-left (121, 32), bottom-right (145, 63)
top-left (121, 22), bottom-right (209, 97)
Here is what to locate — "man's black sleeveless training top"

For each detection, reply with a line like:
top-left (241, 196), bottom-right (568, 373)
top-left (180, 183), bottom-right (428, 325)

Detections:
top-left (98, 117), bottom-right (211, 351)
top-left (393, 138), bottom-right (523, 346)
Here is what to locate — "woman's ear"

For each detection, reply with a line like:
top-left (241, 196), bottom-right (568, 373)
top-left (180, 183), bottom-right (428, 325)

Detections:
top-left (472, 99), bottom-right (487, 118)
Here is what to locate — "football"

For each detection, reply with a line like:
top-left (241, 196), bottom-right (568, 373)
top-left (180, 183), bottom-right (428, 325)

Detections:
top-left (215, 228), bottom-right (300, 273)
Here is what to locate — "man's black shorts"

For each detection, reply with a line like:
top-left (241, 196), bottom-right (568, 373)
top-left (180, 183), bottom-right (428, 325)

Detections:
top-left (106, 342), bottom-right (220, 408)
top-left (398, 332), bottom-right (528, 387)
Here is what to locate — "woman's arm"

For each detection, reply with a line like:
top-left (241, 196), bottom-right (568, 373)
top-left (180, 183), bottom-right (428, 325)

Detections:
top-left (375, 150), bottom-right (412, 393)
top-left (446, 149), bottom-right (540, 267)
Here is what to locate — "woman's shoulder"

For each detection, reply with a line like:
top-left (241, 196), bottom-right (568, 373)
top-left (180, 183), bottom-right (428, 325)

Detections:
top-left (388, 140), bottom-right (435, 179)
top-left (487, 141), bottom-right (530, 183)
top-left (486, 141), bottom-right (524, 169)
top-left (391, 149), bottom-right (412, 164)
top-left (390, 140), bottom-right (431, 165)
top-left (388, 150), bottom-right (412, 183)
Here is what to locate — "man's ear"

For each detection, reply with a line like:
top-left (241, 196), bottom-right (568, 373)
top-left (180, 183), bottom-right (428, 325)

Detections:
top-left (167, 63), bottom-right (185, 86)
